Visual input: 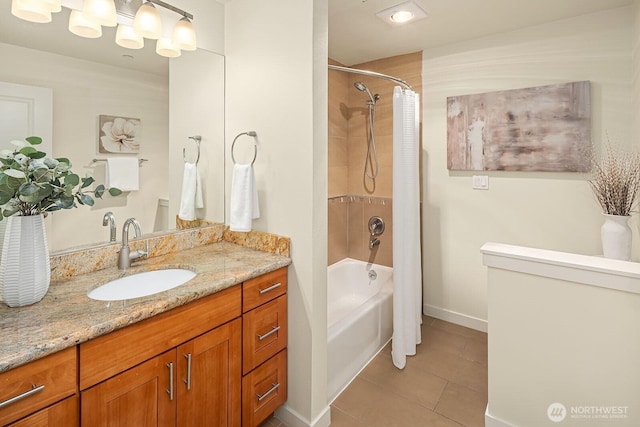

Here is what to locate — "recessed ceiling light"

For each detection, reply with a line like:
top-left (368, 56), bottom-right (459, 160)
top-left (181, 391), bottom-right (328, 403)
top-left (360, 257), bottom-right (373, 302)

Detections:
top-left (375, 1), bottom-right (428, 27)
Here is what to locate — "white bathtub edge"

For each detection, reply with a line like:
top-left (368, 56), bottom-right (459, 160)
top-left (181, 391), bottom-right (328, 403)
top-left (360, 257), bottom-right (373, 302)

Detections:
top-left (275, 403), bottom-right (331, 427)
top-left (423, 304), bottom-right (488, 333)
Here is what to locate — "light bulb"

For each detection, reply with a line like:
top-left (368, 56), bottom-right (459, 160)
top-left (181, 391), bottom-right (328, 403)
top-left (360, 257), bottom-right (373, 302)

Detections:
top-left (133, 1), bottom-right (162, 40)
top-left (390, 10), bottom-right (414, 23)
top-left (116, 24), bottom-right (144, 49)
top-left (156, 38), bottom-right (181, 58)
top-left (11, 0), bottom-right (52, 23)
top-left (171, 17), bottom-right (196, 51)
top-left (83, 0), bottom-right (116, 27)
top-left (68, 9), bottom-right (102, 38)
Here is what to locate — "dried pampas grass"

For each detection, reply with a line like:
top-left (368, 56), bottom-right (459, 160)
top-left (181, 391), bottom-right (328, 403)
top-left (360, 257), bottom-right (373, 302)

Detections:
top-left (589, 143), bottom-right (640, 216)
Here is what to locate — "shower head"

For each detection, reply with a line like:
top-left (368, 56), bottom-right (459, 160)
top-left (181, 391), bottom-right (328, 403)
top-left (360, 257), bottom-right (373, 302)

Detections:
top-left (354, 81), bottom-right (380, 104)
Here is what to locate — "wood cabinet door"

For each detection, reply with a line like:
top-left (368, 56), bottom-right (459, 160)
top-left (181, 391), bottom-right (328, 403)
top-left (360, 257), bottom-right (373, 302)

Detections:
top-left (8, 395), bottom-right (78, 427)
top-left (177, 318), bottom-right (241, 427)
top-left (81, 350), bottom-right (176, 427)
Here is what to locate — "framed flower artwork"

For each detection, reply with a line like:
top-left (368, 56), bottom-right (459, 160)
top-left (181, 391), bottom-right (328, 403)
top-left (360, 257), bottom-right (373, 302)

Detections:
top-left (98, 115), bottom-right (141, 153)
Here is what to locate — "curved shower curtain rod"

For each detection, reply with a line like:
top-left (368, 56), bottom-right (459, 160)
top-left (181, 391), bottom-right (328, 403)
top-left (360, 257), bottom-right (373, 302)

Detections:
top-left (328, 64), bottom-right (413, 91)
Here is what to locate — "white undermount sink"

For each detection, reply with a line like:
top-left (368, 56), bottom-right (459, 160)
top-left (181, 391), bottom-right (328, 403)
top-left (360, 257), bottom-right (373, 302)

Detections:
top-left (87, 268), bottom-right (196, 301)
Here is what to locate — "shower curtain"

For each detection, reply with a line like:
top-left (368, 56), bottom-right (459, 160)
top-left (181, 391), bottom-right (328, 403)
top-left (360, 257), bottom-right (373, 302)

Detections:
top-left (391, 86), bottom-right (422, 369)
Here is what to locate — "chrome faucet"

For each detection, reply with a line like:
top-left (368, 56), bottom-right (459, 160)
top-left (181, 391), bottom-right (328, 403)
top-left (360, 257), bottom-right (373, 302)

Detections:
top-left (118, 218), bottom-right (148, 270)
top-left (102, 211), bottom-right (116, 242)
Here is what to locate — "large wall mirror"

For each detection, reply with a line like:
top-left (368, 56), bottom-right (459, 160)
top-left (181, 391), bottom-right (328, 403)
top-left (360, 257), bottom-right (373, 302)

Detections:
top-left (0, 3), bottom-right (225, 253)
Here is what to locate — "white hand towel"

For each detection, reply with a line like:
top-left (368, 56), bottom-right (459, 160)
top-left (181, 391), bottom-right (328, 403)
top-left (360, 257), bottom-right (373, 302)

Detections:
top-left (105, 157), bottom-right (139, 191)
top-left (229, 164), bottom-right (259, 232)
top-left (178, 162), bottom-right (204, 221)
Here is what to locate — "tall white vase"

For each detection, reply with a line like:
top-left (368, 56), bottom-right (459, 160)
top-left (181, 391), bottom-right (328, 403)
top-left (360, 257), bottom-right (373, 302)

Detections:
top-left (0, 215), bottom-right (50, 307)
top-left (601, 214), bottom-right (632, 261)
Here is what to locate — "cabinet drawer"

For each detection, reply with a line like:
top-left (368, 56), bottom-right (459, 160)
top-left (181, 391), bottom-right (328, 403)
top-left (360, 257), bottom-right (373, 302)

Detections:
top-left (242, 268), bottom-right (287, 313)
top-left (242, 295), bottom-right (287, 374)
top-left (8, 395), bottom-right (78, 427)
top-left (0, 347), bottom-right (77, 426)
top-left (242, 349), bottom-right (287, 427)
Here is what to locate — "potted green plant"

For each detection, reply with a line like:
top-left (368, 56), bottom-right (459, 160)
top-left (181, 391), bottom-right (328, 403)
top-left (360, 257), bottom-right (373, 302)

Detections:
top-left (588, 142), bottom-right (640, 261)
top-left (0, 136), bottom-right (122, 307)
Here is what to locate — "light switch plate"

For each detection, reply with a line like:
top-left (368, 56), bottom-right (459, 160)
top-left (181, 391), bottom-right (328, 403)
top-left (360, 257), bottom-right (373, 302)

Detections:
top-left (472, 175), bottom-right (489, 190)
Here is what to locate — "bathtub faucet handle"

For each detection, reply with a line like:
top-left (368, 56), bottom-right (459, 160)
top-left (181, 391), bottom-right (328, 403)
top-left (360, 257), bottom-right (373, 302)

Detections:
top-left (369, 237), bottom-right (380, 250)
top-left (368, 216), bottom-right (385, 236)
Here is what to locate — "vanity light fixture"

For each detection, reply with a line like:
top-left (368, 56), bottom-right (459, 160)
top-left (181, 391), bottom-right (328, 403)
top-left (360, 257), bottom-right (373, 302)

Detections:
top-left (9, 0), bottom-right (197, 58)
top-left (375, 0), bottom-right (428, 27)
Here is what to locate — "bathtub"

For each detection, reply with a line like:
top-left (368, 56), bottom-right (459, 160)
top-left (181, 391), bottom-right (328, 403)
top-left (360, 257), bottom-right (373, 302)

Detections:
top-left (327, 258), bottom-right (393, 403)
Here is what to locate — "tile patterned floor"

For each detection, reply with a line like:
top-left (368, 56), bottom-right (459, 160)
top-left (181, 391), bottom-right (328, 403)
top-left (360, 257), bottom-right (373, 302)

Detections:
top-left (263, 316), bottom-right (488, 427)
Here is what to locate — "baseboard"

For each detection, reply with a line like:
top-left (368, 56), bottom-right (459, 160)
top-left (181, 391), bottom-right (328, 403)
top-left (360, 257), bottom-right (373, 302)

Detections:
top-left (423, 304), bottom-right (488, 333)
top-left (485, 405), bottom-right (515, 427)
top-left (275, 404), bottom-right (331, 427)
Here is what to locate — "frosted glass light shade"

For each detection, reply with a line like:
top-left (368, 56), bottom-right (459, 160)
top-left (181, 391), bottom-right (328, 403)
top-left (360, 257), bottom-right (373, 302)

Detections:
top-left (42, 0), bottom-right (61, 13)
top-left (133, 1), bottom-right (162, 40)
top-left (69, 9), bottom-right (102, 38)
top-left (83, 0), bottom-right (116, 27)
top-left (11, 0), bottom-right (52, 23)
top-left (116, 24), bottom-right (144, 49)
top-left (156, 38), bottom-right (181, 58)
top-left (172, 17), bottom-right (196, 51)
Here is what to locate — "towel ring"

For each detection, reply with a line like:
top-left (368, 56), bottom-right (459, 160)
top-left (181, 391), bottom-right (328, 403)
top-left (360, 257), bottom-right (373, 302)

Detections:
top-left (183, 135), bottom-right (201, 164)
top-left (231, 131), bottom-right (258, 166)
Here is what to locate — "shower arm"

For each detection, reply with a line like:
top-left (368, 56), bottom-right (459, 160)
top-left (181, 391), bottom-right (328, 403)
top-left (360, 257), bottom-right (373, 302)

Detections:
top-left (328, 65), bottom-right (413, 91)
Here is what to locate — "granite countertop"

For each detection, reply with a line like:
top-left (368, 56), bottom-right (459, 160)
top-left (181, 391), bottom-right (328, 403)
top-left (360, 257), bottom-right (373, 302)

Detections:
top-left (0, 241), bottom-right (291, 374)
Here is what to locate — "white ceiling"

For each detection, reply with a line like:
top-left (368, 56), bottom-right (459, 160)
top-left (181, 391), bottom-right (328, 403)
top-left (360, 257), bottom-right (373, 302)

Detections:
top-left (328, 0), bottom-right (633, 66)
top-left (1, 1), bottom-right (633, 75)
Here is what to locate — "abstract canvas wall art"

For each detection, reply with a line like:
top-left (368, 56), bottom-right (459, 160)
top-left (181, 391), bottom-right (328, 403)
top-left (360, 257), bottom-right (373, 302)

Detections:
top-left (447, 81), bottom-right (590, 172)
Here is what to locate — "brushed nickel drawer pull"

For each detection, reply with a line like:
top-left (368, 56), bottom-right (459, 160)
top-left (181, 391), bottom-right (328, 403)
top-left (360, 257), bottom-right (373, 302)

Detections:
top-left (256, 382), bottom-right (280, 401)
top-left (167, 362), bottom-right (174, 401)
top-left (184, 353), bottom-right (192, 391)
top-left (0, 384), bottom-right (45, 409)
top-left (258, 282), bottom-right (281, 295)
top-left (257, 325), bottom-right (280, 341)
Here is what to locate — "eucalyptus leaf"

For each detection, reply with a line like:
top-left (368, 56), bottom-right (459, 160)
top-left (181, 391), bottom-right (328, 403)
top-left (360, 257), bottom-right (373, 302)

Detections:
top-left (33, 168), bottom-right (52, 183)
top-left (0, 188), bottom-right (13, 205)
top-left (78, 194), bottom-right (94, 206)
top-left (94, 185), bottom-right (105, 198)
top-left (81, 176), bottom-right (95, 189)
top-left (28, 151), bottom-right (47, 159)
top-left (64, 174), bottom-right (80, 187)
top-left (108, 187), bottom-right (123, 196)
top-left (25, 136), bottom-right (42, 145)
top-left (18, 182), bottom-right (40, 196)
top-left (3, 169), bottom-right (26, 179)
top-left (19, 147), bottom-right (37, 156)
top-left (9, 140), bottom-right (27, 148)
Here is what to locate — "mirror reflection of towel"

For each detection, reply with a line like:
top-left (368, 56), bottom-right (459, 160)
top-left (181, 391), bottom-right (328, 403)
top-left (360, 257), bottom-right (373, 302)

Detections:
top-left (178, 162), bottom-right (203, 221)
top-left (105, 157), bottom-right (139, 191)
top-left (229, 164), bottom-right (259, 232)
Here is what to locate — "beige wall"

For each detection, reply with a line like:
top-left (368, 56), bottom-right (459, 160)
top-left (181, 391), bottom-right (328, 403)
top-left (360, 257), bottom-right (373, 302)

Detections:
top-left (422, 6), bottom-right (633, 331)
top-left (327, 52), bottom-right (421, 267)
top-left (225, 1), bottom-right (330, 425)
top-left (0, 42), bottom-right (169, 252)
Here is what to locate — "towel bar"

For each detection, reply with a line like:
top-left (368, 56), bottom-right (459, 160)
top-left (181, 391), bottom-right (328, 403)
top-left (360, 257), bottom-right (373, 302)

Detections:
top-left (91, 158), bottom-right (147, 166)
top-left (231, 131), bottom-right (258, 166)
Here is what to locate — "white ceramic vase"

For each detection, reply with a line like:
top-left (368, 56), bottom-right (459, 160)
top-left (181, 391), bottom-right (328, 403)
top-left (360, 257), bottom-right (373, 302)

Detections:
top-left (600, 214), bottom-right (632, 261)
top-left (0, 215), bottom-right (50, 307)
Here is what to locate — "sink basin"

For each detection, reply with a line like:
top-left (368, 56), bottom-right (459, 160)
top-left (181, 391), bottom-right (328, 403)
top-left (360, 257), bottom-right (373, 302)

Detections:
top-left (87, 268), bottom-right (196, 301)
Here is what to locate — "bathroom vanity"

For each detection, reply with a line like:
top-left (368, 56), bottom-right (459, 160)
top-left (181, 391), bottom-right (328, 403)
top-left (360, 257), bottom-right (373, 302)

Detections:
top-left (0, 231), bottom-right (290, 427)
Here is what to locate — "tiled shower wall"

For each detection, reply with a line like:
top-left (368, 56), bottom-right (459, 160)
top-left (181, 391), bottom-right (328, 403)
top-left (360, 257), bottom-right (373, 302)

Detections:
top-left (328, 52), bottom-right (422, 267)
top-left (328, 196), bottom-right (393, 267)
